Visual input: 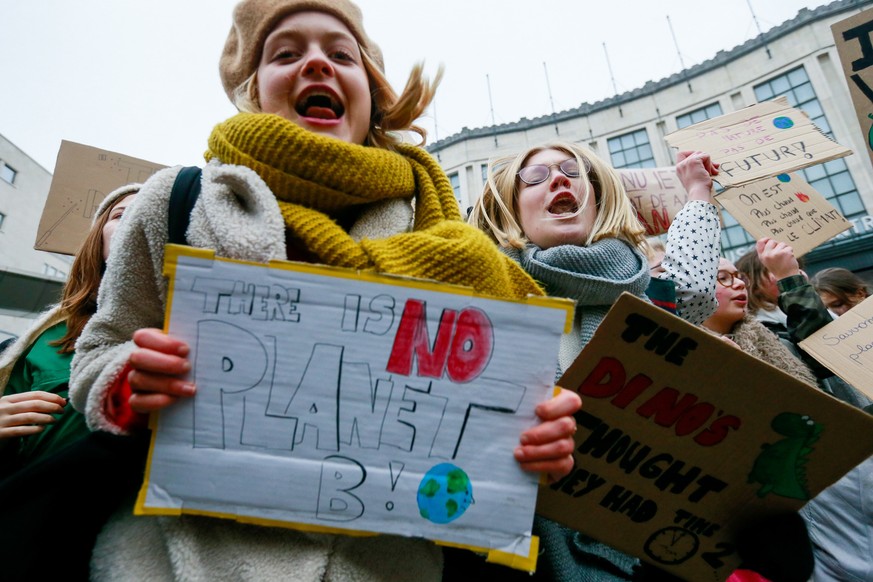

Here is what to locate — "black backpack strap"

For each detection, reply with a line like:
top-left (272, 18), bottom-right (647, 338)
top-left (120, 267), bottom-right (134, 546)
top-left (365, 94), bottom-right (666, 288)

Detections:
top-left (167, 166), bottom-right (202, 245)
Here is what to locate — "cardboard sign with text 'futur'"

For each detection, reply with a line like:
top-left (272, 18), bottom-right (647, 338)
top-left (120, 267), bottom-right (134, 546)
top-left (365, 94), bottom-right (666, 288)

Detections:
top-left (35, 141), bottom-right (165, 255)
top-left (536, 294), bottom-right (873, 582)
top-left (715, 173), bottom-right (850, 257)
top-left (664, 97), bottom-right (852, 189)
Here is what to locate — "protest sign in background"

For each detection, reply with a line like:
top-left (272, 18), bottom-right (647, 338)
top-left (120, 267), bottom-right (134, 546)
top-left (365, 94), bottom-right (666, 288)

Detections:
top-left (832, 7), bottom-right (873, 170)
top-left (138, 245), bottom-right (573, 571)
top-left (537, 294), bottom-right (873, 581)
top-left (715, 173), bottom-right (850, 256)
top-left (800, 294), bottom-right (873, 402)
top-left (35, 141), bottom-right (165, 255)
top-left (665, 97), bottom-right (852, 188)
top-left (618, 167), bottom-right (692, 236)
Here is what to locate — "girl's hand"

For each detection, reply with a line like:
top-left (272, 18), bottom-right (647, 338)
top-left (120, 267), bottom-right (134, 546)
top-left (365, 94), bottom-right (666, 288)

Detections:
top-left (0, 391), bottom-right (66, 438)
top-left (675, 150), bottom-right (719, 203)
top-left (127, 328), bottom-right (195, 413)
top-left (756, 237), bottom-right (800, 280)
top-left (515, 388), bottom-right (582, 482)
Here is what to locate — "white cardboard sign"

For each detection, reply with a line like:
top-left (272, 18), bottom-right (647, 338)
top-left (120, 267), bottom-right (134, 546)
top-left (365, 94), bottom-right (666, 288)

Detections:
top-left (137, 246), bottom-right (573, 570)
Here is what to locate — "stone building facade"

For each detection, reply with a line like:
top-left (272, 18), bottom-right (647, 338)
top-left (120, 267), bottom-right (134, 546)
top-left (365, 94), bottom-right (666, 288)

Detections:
top-left (428, 0), bottom-right (873, 280)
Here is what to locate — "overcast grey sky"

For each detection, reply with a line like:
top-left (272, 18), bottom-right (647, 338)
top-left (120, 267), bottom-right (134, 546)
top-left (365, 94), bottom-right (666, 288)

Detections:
top-left (0, 0), bottom-right (830, 171)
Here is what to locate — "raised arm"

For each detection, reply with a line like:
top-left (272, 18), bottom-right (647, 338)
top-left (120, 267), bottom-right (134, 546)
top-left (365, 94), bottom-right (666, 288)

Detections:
top-left (658, 151), bottom-right (721, 325)
top-left (756, 238), bottom-right (833, 344)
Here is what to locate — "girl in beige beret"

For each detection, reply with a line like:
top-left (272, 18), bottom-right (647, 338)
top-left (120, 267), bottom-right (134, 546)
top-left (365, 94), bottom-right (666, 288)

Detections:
top-left (69, 1), bottom-right (581, 580)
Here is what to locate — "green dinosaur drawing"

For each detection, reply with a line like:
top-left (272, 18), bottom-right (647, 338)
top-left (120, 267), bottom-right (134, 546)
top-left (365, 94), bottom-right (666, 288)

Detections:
top-left (748, 412), bottom-right (822, 500)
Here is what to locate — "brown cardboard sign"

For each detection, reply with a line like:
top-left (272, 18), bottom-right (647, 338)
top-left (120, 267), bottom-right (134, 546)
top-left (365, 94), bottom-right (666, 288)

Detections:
top-left (536, 294), bottom-right (873, 582)
top-left (36, 141), bottom-right (165, 255)
top-left (715, 173), bottom-right (851, 257)
top-left (664, 97), bottom-right (852, 188)
top-left (799, 294), bottom-right (873, 402)
top-left (618, 167), bottom-right (692, 236)
top-left (832, 7), bottom-right (873, 170)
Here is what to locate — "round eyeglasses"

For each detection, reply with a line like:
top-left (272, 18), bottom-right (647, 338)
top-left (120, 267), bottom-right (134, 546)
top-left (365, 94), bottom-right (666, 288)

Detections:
top-left (716, 270), bottom-right (749, 288)
top-left (518, 158), bottom-right (589, 185)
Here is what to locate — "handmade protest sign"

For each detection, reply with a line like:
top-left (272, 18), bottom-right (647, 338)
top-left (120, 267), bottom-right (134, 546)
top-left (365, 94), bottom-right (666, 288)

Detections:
top-left (664, 97), bottom-right (852, 188)
top-left (832, 7), bottom-right (873, 169)
top-left (536, 294), bottom-right (873, 582)
top-left (618, 167), bottom-right (691, 236)
top-left (715, 173), bottom-right (850, 256)
top-left (137, 245), bottom-right (572, 571)
top-left (36, 141), bottom-right (165, 255)
top-left (800, 294), bottom-right (873, 402)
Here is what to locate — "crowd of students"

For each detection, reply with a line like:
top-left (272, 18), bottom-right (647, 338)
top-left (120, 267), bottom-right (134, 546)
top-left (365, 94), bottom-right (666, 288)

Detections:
top-left (0, 0), bottom-right (870, 580)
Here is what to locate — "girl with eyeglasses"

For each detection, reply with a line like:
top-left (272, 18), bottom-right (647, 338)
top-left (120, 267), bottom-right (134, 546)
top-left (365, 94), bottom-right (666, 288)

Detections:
top-left (470, 143), bottom-right (722, 378)
top-left (702, 257), bottom-right (820, 380)
top-left (467, 141), bottom-right (726, 581)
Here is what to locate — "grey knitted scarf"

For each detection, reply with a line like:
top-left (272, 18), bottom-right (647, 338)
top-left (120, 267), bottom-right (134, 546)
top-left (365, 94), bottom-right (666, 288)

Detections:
top-left (505, 237), bottom-right (650, 375)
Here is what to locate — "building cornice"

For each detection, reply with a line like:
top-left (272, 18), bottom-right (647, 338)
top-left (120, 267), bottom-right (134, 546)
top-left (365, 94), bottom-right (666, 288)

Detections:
top-left (428, 0), bottom-right (872, 154)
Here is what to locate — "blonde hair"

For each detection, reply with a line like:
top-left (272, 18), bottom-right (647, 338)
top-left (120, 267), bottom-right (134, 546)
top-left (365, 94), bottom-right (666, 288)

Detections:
top-left (233, 48), bottom-right (441, 151)
top-left (645, 236), bottom-right (666, 263)
top-left (469, 141), bottom-right (646, 249)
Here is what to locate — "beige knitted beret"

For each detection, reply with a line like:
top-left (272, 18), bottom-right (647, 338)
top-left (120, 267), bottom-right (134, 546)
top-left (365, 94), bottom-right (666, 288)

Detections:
top-left (219, 0), bottom-right (384, 101)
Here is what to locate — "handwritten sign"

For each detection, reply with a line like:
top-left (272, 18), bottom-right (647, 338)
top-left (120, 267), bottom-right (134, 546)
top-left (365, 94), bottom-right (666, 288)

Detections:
top-left (618, 167), bottom-right (690, 236)
top-left (665, 97), bottom-right (852, 188)
top-left (799, 294), bottom-right (873, 402)
top-left (715, 173), bottom-right (851, 256)
top-left (536, 294), bottom-right (873, 581)
top-left (36, 141), bottom-right (165, 255)
top-left (137, 245), bottom-right (572, 571)
top-left (833, 7), bottom-right (873, 170)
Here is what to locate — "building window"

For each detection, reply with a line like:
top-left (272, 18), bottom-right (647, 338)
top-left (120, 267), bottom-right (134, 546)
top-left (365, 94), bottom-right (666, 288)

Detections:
top-left (676, 102), bottom-right (723, 129)
top-left (0, 162), bottom-right (16, 185)
top-left (43, 264), bottom-right (66, 279)
top-left (0, 211), bottom-right (5, 230)
top-left (449, 172), bottom-right (461, 203)
top-left (481, 164), bottom-right (489, 185)
top-left (712, 66), bottom-right (869, 257)
top-left (607, 129), bottom-right (656, 169)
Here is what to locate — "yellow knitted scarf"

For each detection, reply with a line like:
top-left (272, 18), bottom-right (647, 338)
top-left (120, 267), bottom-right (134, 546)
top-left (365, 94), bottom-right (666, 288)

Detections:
top-left (206, 113), bottom-right (542, 300)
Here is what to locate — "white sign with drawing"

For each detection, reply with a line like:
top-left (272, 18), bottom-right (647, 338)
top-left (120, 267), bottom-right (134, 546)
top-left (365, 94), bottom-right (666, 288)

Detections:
top-left (137, 246), bottom-right (572, 567)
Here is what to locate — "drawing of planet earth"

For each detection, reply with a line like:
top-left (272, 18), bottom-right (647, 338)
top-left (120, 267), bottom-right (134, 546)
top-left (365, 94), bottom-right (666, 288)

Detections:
top-left (417, 463), bottom-right (473, 524)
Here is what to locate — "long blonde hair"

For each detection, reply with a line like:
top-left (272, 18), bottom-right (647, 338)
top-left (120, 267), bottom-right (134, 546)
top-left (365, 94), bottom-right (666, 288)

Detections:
top-left (469, 141), bottom-right (646, 249)
top-left (233, 51), bottom-right (442, 151)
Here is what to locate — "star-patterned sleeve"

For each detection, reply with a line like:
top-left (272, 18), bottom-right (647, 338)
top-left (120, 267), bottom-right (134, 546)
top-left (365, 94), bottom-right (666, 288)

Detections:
top-left (657, 200), bottom-right (720, 325)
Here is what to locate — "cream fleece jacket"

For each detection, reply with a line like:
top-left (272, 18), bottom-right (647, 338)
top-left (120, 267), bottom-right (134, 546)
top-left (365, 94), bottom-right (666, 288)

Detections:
top-left (69, 160), bottom-right (441, 582)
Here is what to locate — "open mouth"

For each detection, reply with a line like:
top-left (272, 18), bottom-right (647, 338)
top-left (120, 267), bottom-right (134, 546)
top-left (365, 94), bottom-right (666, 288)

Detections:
top-left (295, 88), bottom-right (344, 120)
top-left (733, 294), bottom-right (747, 304)
top-left (547, 192), bottom-right (579, 216)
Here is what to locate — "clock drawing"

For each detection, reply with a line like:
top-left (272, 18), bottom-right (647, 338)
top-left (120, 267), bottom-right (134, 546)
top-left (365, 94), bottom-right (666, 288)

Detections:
top-left (643, 526), bottom-right (700, 565)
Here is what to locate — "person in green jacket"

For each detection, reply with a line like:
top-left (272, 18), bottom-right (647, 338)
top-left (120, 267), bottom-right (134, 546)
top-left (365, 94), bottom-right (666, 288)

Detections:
top-left (0, 184), bottom-right (138, 476)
